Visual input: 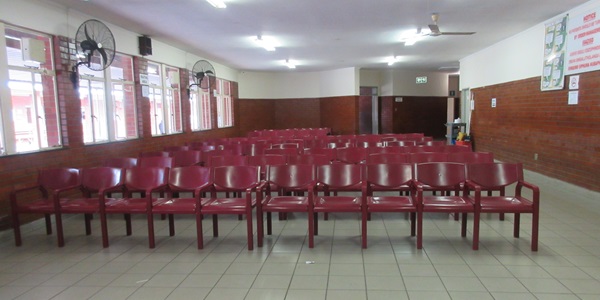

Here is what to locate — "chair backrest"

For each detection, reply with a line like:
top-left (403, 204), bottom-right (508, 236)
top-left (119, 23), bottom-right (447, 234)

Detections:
top-left (336, 147), bottom-right (367, 164)
top-left (364, 163), bottom-right (413, 189)
top-left (367, 146), bottom-right (408, 155)
top-left (189, 144), bottom-right (216, 152)
top-left (315, 164), bottom-right (362, 190)
top-left (213, 166), bottom-right (261, 190)
top-left (467, 163), bottom-right (522, 188)
top-left (242, 143), bottom-right (267, 156)
top-left (138, 156), bottom-right (173, 168)
top-left (266, 164), bottom-right (315, 190)
top-left (409, 152), bottom-right (448, 163)
top-left (385, 140), bottom-right (416, 147)
top-left (247, 154), bottom-right (287, 168)
top-left (304, 148), bottom-right (337, 161)
top-left (264, 147), bottom-right (302, 156)
top-left (38, 168), bottom-right (80, 192)
top-left (164, 145), bottom-right (189, 152)
top-left (80, 167), bottom-right (123, 193)
top-left (220, 143), bottom-right (244, 155)
top-left (202, 149), bottom-right (233, 165)
top-left (271, 143), bottom-right (299, 149)
top-left (418, 140), bottom-right (446, 146)
top-left (406, 145), bottom-right (445, 153)
top-left (171, 150), bottom-right (203, 167)
top-left (366, 153), bottom-right (409, 164)
top-left (414, 162), bottom-right (466, 188)
top-left (168, 166), bottom-right (212, 192)
top-left (209, 155), bottom-right (248, 167)
top-left (447, 152), bottom-right (494, 164)
top-left (287, 154), bottom-right (331, 165)
top-left (104, 157), bottom-right (138, 168)
top-left (124, 167), bottom-right (169, 192)
top-left (139, 151), bottom-right (171, 157)
top-left (443, 145), bottom-right (472, 153)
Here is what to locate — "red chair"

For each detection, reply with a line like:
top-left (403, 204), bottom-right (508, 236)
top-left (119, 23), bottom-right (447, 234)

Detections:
top-left (447, 152), bottom-right (494, 164)
top-left (139, 151), bottom-right (171, 157)
top-left (366, 153), bottom-right (409, 164)
top-left (304, 148), bottom-right (337, 162)
top-left (164, 145), bottom-right (189, 152)
top-left (242, 143), bottom-right (268, 156)
top-left (201, 149), bottom-right (233, 166)
top-left (367, 146), bottom-right (408, 155)
top-left (247, 154), bottom-right (287, 168)
top-left (61, 167), bottom-right (123, 246)
top-left (265, 147), bottom-right (302, 156)
top-left (189, 144), bottom-right (216, 152)
top-left (100, 167), bottom-right (169, 248)
top-left (363, 163), bottom-right (416, 248)
top-left (10, 168), bottom-right (80, 247)
top-left (467, 163), bottom-right (540, 251)
top-left (406, 145), bottom-right (445, 153)
top-left (414, 162), bottom-right (479, 250)
top-left (417, 140), bottom-right (446, 146)
top-left (385, 140), bottom-right (416, 147)
top-left (335, 147), bottom-right (367, 164)
top-left (138, 156), bottom-right (173, 168)
top-left (171, 150), bottom-right (203, 167)
top-left (201, 166), bottom-right (262, 250)
top-left (104, 157), bottom-right (138, 168)
top-left (209, 155), bottom-right (248, 167)
top-left (287, 154), bottom-right (331, 165)
top-left (443, 145), bottom-right (472, 153)
top-left (309, 164), bottom-right (363, 248)
top-left (408, 152), bottom-right (449, 163)
top-left (257, 164), bottom-right (316, 247)
top-left (152, 166), bottom-right (213, 249)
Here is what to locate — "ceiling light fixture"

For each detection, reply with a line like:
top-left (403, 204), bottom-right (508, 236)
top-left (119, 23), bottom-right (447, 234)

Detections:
top-left (284, 59), bottom-right (296, 69)
top-left (399, 28), bottom-right (427, 46)
top-left (386, 56), bottom-right (401, 66)
top-left (254, 35), bottom-right (276, 51)
top-left (206, 0), bottom-right (226, 9)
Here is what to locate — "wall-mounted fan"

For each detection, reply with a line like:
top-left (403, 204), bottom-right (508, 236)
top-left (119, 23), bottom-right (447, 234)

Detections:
top-left (426, 13), bottom-right (475, 37)
top-left (189, 59), bottom-right (216, 92)
top-left (70, 19), bottom-right (116, 89)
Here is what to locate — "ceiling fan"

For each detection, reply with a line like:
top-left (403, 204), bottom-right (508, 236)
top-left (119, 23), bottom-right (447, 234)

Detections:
top-left (426, 13), bottom-right (476, 37)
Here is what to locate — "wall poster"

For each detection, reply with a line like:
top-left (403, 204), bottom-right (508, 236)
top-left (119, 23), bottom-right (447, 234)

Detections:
top-left (541, 15), bottom-right (568, 91)
top-left (565, 8), bottom-right (600, 75)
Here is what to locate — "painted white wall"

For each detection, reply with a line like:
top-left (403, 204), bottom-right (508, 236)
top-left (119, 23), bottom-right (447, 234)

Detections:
top-left (460, 0), bottom-right (600, 89)
top-left (359, 69), bottom-right (382, 88)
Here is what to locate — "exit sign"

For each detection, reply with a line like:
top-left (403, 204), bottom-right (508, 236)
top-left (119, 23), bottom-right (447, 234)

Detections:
top-left (416, 76), bottom-right (428, 84)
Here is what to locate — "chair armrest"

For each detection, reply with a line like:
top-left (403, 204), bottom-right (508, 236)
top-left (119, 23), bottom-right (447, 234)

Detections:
top-left (516, 180), bottom-right (540, 203)
top-left (10, 184), bottom-right (42, 207)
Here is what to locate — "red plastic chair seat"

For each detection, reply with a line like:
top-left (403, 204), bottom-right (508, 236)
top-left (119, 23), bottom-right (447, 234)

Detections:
top-left (422, 195), bottom-right (474, 212)
top-left (262, 196), bottom-right (309, 211)
top-left (14, 199), bottom-right (67, 213)
top-left (368, 196), bottom-right (414, 212)
top-left (480, 196), bottom-right (533, 212)
top-left (202, 197), bottom-right (257, 213)
top-left (152, 198), bottom-right (212, 214)
top-left (105, 198), bottom-right (167, 213)
top-left (314, 196), bottom-right (361, 212)
top-left (60, 198), bottom-right (104, 213)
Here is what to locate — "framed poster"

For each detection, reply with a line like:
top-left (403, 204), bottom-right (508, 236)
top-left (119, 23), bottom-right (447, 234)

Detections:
top-left (565, 9), bottom-right (600, 75)
top-left (541, 15), bottom-right (568, 91)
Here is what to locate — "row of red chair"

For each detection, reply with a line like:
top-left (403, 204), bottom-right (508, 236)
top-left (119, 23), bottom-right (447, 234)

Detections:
top-left (248, 128), bottom-right (331, 138)
top-left (10, 162), bottom-right (539, 252)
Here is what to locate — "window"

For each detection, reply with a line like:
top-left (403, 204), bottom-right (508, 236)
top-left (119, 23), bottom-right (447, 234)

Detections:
top-left (148, 62), bottom-right (182, 136)
top-left (216, 78), bottom-right (233, 128)
top-left (189, 73), bottom-right (212, 131)
top-left (78, 53), bottom-right (137, 143)
top-left (1, 24), bottom-right (61, 155)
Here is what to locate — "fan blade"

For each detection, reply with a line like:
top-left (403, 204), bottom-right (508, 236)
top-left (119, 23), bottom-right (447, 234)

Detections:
top-left (97, 47), bottom-right (108, 64)
top-left (441, 32), bottom-right (476, 35)
top-left (84, 24), bottom-right (92, 42)
top-left (428, 24), bottom-right (441, 35)
top-left (204, 70), bottom-right (214, 76)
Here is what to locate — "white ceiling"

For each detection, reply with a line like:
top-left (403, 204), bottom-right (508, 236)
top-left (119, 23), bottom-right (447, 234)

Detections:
top-left (47, 0), bottom-right (588, 72)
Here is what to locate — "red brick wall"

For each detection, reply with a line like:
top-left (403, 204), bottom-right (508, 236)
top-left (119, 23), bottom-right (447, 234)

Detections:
top-left (471, 74), bottom-right (600, 192)
top-left (320, 96), bottom-right (359, 135)
top-left (237, 98), bottom-right (322, 135)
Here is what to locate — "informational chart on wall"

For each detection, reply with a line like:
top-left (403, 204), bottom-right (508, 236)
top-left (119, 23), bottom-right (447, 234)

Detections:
top-left (541, 15), bottom-right (568, 91)
top-left (566, 8), bottom-right (600, 75)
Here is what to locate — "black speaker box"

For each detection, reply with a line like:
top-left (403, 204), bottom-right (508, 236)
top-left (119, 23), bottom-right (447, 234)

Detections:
top-left (138, 36), bottom-right (152, 56)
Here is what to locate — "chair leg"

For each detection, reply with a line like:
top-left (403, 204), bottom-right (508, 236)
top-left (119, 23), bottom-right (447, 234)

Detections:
top-left (313, 213), bottom-right (319, 235)
top-left (308, 211), bottom-right (314, 248)
top-left (472, 211), bottom-right (480, 251)
top-left (361, 210), bottom-right (367, 249)
top-left (147, 213), bottom-right (155, 249)
top-left (12, 211), bottom-right (22, 247)
top-left (499, 212), bottom-right (505, 221)
top-left (168, 214), bottom-right (175, 236)
top-left (257, 208), bottom-right (264, 248)
top-left (266, 212), bottom-right (272, 235)
top-left (531, 209), bottom-right (539, 251)
top-left (410, 212), bottom-right (416, 236)
top-left (417, 211), bottom-right (423, 249)
top-left (84, 214), bottom-right (92, 235)
top-left (461, 213), bottom-right (468, 237)
top-left (55, 212), bottom-right (65, 247)
top-left (125, 214), bottom-right (132, 236)
top-left (45, 214), bottom-right (52, 235)
top-left (513, 213), bottom-right (521, 238)
top-left (212, 215), bottom-right (219, 237)
top-left (100, 212), bottom-right (109, 248)
top-left (196, 213), bottom-right (204, 249)
top-left (246, 209), bottom-right (254, 250)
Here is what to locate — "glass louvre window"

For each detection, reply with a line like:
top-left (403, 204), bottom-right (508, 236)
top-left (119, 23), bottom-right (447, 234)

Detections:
top-left (2, 25), bottom-right (61, 155)
top-left (148, 62), bottom-right (182, 136)
top-left (189, 73), bottom-right (212, 131)
top-left (78, 67), bottom-right (108, 143)
top-left (216, 78), bottom-right (233, 128)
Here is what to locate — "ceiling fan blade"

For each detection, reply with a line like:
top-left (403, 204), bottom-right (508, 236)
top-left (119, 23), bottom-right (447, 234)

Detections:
top-left (428, 24), bottom-right (440, 33)
top-left (441, 32), bottom-right (476, 35)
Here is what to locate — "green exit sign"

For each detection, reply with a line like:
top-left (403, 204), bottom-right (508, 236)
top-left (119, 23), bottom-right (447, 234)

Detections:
top-left (416, 76), bottom-right (428, 84)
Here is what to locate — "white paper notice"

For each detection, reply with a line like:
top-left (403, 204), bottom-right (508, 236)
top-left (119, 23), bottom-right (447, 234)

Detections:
top-left (568, 90), bottom-right (579, 105)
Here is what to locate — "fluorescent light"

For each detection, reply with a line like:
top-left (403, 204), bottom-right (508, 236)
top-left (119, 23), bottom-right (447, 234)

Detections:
top-left (386, 56), bottom-right (401, 66)
top-left (206, 0), bottom-right (226, 8)
top-left (284, 59), bottom-right (296, 69)
top-left (399, 28), bottom-right (427, 46)
top-left (254, 35), bottom-right (276, 51)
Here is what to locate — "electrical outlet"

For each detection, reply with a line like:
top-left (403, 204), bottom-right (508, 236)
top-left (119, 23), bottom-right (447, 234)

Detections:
top-left (534, 153), bottom-right (538, 160)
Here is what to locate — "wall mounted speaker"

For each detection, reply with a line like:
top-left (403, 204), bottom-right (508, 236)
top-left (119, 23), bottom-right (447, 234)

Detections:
top-left (138, 36), bottom-right (152, 56)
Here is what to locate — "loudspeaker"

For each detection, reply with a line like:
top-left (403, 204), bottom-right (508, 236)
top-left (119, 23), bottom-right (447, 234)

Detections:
top-left (138, 36), bottom-right (152, 56)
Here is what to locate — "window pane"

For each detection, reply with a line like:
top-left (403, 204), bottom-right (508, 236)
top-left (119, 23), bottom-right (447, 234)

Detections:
top-left (110, 54), bottom-right (137, 140)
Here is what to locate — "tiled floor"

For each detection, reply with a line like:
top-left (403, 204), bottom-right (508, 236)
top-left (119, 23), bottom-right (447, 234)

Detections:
top-left (1, 169), bottom-right (599, 299)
